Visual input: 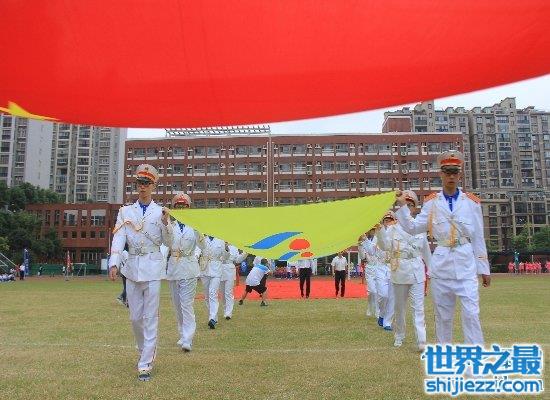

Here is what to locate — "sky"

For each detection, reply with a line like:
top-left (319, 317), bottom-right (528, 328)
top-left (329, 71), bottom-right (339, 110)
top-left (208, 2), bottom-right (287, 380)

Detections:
top-left (128, 74), bottom-right (550, 138)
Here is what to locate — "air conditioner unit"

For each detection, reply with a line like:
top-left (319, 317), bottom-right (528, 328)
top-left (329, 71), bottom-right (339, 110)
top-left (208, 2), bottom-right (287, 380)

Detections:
top-left (187, 182), bottom-right (193, 186)
top-left (359, 161), bottom-right (365, 166)
top-left (315, 144), bottom-right (321, 148)
top-left (350, 161), bottom-right (356, 166)
top-left (220, 182), bottom-right (226, 186)
top-left (221, 147), bottom-right (226, 151)
top-left (359, 188), bottom-right (365, 192)
top-left (400, 151), bottom-right (407, 156)
top-left (220, 163), bottom-right (225, 168)
top-left (307, 144), bottom-right (313, 148)
top-left (307, 171), bottom-right (312, 176)
top-left (228, 182), bottom-right (234, 186)
top-left (262, 145), bottom-right (267, 150)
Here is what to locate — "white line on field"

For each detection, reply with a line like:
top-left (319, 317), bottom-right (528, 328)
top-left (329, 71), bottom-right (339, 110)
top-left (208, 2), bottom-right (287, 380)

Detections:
top-left (0, 342), bottom-right (391, 353)
top-left (2, 342), bottom-right (550, 353)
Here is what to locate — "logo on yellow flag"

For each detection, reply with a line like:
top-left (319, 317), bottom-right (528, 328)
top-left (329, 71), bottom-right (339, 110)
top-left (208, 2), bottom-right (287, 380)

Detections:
top-left (170, 191), bottom-right (396, 261)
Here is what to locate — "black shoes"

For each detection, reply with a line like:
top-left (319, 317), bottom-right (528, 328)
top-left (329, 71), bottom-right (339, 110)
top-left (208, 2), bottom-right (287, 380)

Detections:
top-left (208, 319), bottom-right (216, 329)
top-left (138, 370), bottom-right (151, 382)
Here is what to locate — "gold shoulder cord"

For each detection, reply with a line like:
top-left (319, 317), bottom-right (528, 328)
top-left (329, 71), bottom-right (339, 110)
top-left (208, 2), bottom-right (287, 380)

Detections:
top-left (427, 201), bottom-right (435, 239)
top-left (390, 229), bottom-right (400, 271)
top-left (112, 208), bottom-right (143, 234)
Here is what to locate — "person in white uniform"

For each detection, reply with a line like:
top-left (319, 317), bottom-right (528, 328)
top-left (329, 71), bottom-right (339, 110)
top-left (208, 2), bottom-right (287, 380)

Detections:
top-left (108, 164), bottom-right (171, 382)
top-left (220, 244), bottom-right (248, 320)
top-left (331, 251), bottom-right (348, 298)
top-left (165, 193), bottom-right (205, 352)
top-left (376, 190), bottom-right (431, 351)
top-left (200, 235), bottom-right (229, 329)
top-left (359, 229), bottom-right (381, 319)
top-left (395, 151), bottom-right (491, 345)
top-left (374, 212), bottom-right (396, 331)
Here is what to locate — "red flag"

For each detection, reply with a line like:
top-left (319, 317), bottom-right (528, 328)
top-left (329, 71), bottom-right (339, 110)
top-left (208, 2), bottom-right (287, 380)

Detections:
top-left (0, 1), bottom-right (549, 127)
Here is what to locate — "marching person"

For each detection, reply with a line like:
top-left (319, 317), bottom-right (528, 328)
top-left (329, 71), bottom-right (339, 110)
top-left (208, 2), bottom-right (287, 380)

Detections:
top-left (296, 258), bottom-right (313, 299)
top-left (331, 251), bottom-right (348, 298)
top-left (359, 229), bottom-right (382, 319)
top-left (220, 244), bottom-right (248, 320)
top-left (375, 212), bottom-right (396, 331)
top-left (165, 193), bottom-right (204, 352)
top-left (200, 235), bottom-right (229, 329)
top-left (376, 190), bottom-right (431, 351)
top-left (108, 164), bottom-right (172, 382)
top-left (238, 258), bottom-right (271, 306)
top-left (395, 151), bottom-right (491, 345)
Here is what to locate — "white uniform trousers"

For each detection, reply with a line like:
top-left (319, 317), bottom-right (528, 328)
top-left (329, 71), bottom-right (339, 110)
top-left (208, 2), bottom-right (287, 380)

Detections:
top-left (168, 278), bottom-right (197, 348)
top-left (219, 278), bottom-right (235, 318)
top-left (200, 276), bottom-right (221, 322)
top-left (375, 276), bottom-right (394, 328)
top-left (392, 282), bottom-right (426, 346)
top-left (431, 278), bottom-right (484, 345)
top-left (365, 270), bottom-right (379, 318)
top-left (126, 279), bottom-right (161, 371)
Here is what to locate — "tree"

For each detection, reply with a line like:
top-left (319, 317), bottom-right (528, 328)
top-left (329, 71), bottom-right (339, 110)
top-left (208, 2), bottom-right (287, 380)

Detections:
top-left (9, 186), bottom-right (27, 212)
top-left (486, 241), bottom-right (499, 252)
top-left (512, 225), bottom-right (529, 250)
top-left (0, 182), bottom-right (9, 209)
top-left (531, 226), bottom-right (550, 251)
top-left (0, 236), bottom-right (9, 254)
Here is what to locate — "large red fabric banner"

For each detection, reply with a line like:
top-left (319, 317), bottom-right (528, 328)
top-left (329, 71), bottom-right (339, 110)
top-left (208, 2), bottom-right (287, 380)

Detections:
top-left (1, 1), bottom-right (549, 127)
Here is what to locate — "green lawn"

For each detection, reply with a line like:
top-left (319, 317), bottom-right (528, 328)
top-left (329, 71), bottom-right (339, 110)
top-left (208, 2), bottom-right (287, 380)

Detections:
top-left (0, 275), bottom-right (548, 400)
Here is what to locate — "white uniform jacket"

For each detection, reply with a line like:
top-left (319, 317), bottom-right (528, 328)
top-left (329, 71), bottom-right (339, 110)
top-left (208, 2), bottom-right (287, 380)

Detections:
top-left (395, 190), bottom-right (490, 280)
top-left (166, 221), bottom-right (205, 280)
top-left (375, 224), bottom-right (431, 284)
top-left (296, 259), bottom-right (314, 269)
top-left (108, 200), bottom-right (171, 282)
top-left (200, 237), bottom-right (229, 278)
top-left (221, 245), bottom-right (248, 282)
top-left (361, 237), bottom-right (389, 279)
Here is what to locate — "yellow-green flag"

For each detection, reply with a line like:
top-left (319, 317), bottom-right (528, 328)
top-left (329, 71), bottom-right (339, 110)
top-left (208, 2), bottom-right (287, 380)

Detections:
top-left (170, 191), bottom-right (396, 261)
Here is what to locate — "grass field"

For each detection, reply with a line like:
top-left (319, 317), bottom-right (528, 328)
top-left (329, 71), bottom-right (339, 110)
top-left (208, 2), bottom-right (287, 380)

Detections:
top-left (1, 275), bottom-right (549, 400)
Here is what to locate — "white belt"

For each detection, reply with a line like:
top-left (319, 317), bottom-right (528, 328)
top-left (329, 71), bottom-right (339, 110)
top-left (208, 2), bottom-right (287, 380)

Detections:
top-left (437, 237), bottom-right (470, 248)
top-left (396, 253), bottom-right (419, 260)
top-left (128, 245), bottom-right (160, 255)
top-left (170, 250), bottom-right (193, 258)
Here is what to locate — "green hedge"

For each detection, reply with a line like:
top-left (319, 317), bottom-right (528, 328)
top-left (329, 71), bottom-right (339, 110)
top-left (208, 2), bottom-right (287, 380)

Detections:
top-left (30, 264), bottom-right (100, 276)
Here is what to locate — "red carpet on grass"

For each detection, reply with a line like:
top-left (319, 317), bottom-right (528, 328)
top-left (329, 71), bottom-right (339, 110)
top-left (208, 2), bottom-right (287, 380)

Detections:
top-left (233, 277), bottom-right (368, 300)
